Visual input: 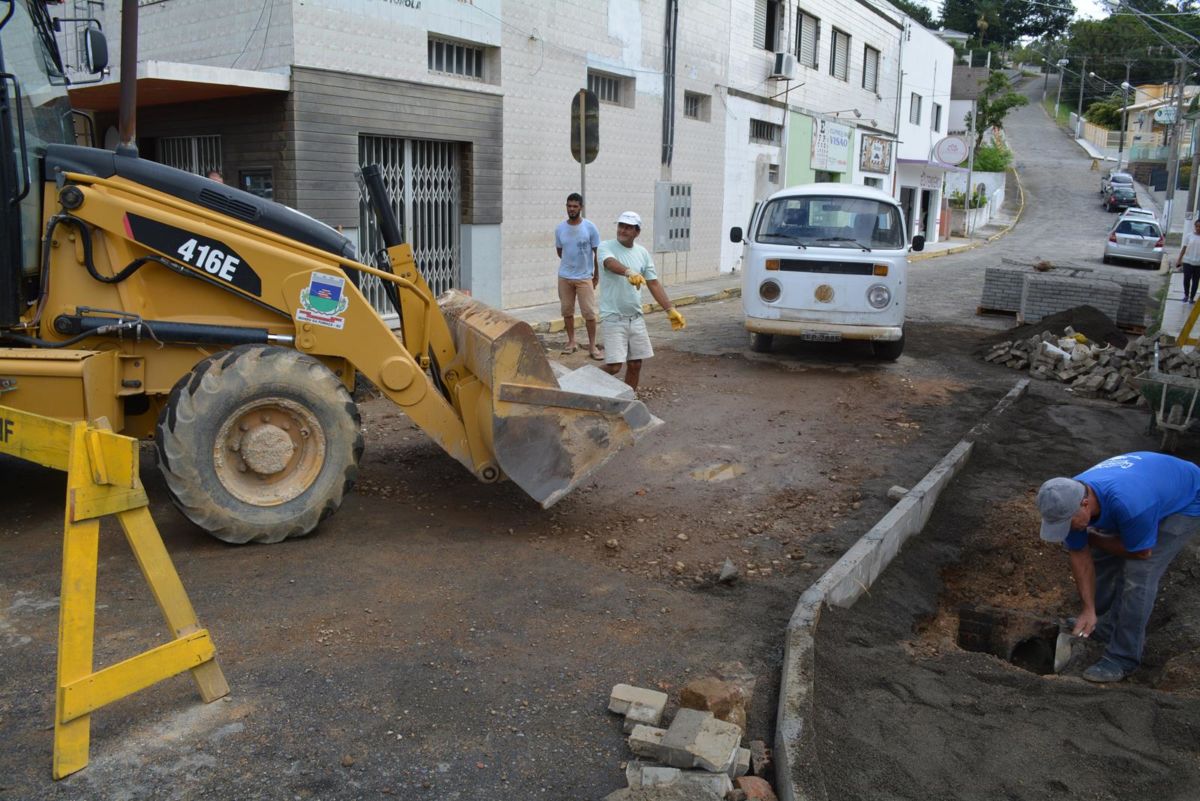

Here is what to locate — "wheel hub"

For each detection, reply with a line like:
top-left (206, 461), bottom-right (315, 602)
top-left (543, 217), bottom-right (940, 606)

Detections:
top-left (214, 398), bottom-right (326, 507)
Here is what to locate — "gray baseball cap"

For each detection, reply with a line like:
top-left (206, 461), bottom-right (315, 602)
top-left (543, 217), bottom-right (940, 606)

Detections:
top-left (1037, 477), bottom-right (1085, 542)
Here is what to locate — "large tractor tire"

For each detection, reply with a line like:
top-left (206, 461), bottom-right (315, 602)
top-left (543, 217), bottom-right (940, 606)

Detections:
top-left (155, 345), bottom-right (363, 544)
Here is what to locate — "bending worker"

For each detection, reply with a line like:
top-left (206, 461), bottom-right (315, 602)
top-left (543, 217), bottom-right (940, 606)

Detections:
top-left (1036, 452), bottom-right (1200, 683)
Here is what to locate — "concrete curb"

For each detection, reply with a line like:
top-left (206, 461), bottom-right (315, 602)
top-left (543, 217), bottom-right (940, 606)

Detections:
top-left (527, 286), bottom-right (742, 334)
top-left (774, 378), bottom-right (1030, 801)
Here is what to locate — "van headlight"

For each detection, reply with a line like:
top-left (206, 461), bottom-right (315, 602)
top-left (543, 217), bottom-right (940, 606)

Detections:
top-left (759, 280), bottom-right (782, 303)
top-left (867, 284), bottom-right (891, 309)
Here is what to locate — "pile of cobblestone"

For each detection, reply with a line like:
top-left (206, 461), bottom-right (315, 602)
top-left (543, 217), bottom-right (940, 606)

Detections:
top-left (604, 671), bottom-right (777, 801)
top-left (982, 329), bottom-right (1198, 403)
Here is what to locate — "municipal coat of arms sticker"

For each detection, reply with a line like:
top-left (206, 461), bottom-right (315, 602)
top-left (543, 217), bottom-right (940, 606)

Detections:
top-left (297, 272), bottom-right (349, 329)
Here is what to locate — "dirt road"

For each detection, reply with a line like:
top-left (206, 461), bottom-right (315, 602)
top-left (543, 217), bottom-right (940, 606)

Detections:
top-left (0, 303), bottom-right (1016, 799)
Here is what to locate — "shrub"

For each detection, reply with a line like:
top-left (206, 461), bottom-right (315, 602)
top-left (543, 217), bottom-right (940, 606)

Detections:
top-left (971, 144), bottom-right (1013, 172)
top-left (948, 189), bottom-right (987, 209)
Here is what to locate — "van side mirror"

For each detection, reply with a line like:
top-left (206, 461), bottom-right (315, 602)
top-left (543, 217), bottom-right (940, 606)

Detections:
top-left (84, 28), bottom-right (109, 74)
top-left (911, 234), bottom-right (925, 252)
top-left (730, 227), bottom-right (743, 243)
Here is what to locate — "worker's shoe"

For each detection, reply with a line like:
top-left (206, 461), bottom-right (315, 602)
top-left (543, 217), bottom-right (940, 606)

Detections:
top-left (1082, 658), bottom-right (1129, 684)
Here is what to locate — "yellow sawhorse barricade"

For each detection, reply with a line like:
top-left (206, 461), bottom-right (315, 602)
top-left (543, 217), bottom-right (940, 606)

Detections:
top-left (0, 404), bottom-right (228, 779)
top-left (1178, 299), bottom-right (1200, 348)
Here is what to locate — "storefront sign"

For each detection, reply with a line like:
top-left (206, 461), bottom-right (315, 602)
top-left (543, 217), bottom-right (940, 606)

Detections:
top-left (812, 119), bottom-right (851, 173)
top-left (932, 135), bottom-right (968, 166)
top-left (919, 172), bottom-right (942, 190)
top-left (859, 135), bottom-right (893, 174)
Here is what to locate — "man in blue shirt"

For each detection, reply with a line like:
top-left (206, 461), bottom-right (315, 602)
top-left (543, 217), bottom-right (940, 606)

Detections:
top-left (1037, 452), bottom-right (1200, 682)
top-left (554, 193), bottom-right (602, 359)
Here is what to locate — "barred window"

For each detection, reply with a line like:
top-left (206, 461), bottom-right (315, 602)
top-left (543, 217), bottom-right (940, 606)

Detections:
top-left (588, 70), bottom-right (633, 107)
top-left (428, 37), bottom-right (484, 80)
top-left (157, 134), bottom-right (222, 176)
top-left (862, 45), bottom-right (879, 92)
top-left (830, 29), bottom-right (849, 81)
top-left (684, 91), bottom-right (711, 121)
top-left (909, 92), bottom-right (922, 125)
top-left (796, 11), bottom-right (819, 69)
top-left (749, 118), bottom-right (782, 145)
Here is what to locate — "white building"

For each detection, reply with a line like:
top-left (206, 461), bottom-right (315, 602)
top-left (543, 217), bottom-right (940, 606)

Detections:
top-left (893, 21), bottom-right (955, 243)
top-left (63, 0), bottom-right (913, 306)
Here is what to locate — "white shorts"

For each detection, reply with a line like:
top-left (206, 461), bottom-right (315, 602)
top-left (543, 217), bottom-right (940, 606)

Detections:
top-left (601, 316), bottom-right (653, 363)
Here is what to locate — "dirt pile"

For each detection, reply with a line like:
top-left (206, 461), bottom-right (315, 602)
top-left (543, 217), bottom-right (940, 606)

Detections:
top-left (978, 304), bottom-right (1128, 350)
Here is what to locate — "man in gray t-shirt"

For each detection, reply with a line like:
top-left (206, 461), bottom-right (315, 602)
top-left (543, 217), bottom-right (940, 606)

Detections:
top-left (554, 193), bottom-right (602, 358)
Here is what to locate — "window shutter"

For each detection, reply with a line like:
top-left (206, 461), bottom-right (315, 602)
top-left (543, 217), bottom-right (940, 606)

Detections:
top-left (832, 31), bottom-right (848, 80)
top-left (799, 14), bottom-right (817, 68)
top-left (754, 0), bottom-right (767, 49)
top-left (864, 48), bottom-right (877, 91)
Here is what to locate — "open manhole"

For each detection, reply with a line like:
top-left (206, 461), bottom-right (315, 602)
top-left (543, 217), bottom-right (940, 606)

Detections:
top-left (957, 605), bottom-right (1061, 675)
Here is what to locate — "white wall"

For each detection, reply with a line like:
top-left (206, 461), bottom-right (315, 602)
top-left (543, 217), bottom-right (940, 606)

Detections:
top-left (896, 23), bottom-right (953, 164)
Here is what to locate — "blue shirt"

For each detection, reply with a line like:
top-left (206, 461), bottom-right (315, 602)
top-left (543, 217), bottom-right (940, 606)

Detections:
top-left (555, 219), bottom-right (600, 280)
top-left (1063, 452), bottom-right (1200, 552)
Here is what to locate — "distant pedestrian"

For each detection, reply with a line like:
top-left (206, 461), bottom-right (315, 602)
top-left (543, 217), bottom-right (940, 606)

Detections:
top-left (554, 193), bottom-right (602, 358)
top-left (1175, 218), bottom-right (1200, 303)
top-left (1036, 452), bottom-right (1200, 683)
top-left (597, 211), bottom-right (685, 393)
top-left (206, 169), bottom-right (225, 184)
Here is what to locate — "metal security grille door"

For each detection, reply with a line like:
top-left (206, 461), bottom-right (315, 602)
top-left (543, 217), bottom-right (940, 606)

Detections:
top-left (157, 135), bottom-right (222, 176)
top-left (358, 135), bottom-right (461, 316)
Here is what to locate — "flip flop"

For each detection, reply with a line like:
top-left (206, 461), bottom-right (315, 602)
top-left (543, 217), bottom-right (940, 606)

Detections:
top-left (589, 350), bottom-right (604, 360)
top-left (560, 345), bottom-right (578, 355)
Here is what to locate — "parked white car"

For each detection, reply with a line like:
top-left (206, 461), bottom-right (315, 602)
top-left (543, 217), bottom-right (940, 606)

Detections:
top-left (1103, 217), bottom-right (1164, 267)
top-left (730, 184), bottom-right (923, 360)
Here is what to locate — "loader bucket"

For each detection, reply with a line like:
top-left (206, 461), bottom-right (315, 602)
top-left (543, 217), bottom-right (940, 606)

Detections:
top-left (438, 291), bottom-right (662, 507)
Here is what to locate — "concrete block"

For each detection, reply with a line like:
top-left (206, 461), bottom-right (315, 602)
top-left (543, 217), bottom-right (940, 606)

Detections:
top-left (610, 684), bottom-right (668, 724)
top-left (623, 701), bottom-right (664, 732)
top-left (661, 708), bottom-right (742, 772)
top-left (558, 364), bottom-right (637, 400)
top-left (728, 747), bottom-right (751, 778)
top-left (628, 725), bottom-right (668, 760)
top-left (626, 761), bottom-right (680, 789)
top-left (624, 761), bottom-right (733, 797)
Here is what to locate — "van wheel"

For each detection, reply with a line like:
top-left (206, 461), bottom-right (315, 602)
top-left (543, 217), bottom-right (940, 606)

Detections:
top-left (155, 345), bottom-right (363, 544)
top-left (750, 332), bottom-right (774, 353)
top-left (873, 335), bottom-right (905, 361)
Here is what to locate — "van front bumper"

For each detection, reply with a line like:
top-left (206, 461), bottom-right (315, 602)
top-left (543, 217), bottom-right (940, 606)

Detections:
top-left (745, 319), bottom-right (903, 342)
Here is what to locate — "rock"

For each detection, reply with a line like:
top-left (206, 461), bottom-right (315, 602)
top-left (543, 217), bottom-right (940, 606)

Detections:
top-left (886, 485), bottom-right (908, 501)
top-left (736, 775), bottom-right (778, 801)
top-left (748, 740), bottom-right (771, 776)
top-left (340, 754), bottom-right (355, 768)
top-left (680, 677), bottom-right (747, 732)
top-left (718, 558), bottom-right (739, 584)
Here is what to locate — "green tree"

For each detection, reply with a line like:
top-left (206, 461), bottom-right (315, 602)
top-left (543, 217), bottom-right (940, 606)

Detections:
top-left (890, 0), bottom-right (937, 28)
top-left (971, 71), bottom-right (1029, 147)
top-left (940, 0), bottom-right (1073, 46)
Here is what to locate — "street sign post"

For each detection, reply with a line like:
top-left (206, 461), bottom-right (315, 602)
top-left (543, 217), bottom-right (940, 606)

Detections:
top-left (571, 89), bottom-right (599, 202)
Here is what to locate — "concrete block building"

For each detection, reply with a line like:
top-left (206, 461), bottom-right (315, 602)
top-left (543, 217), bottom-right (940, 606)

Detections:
top-left (62, 0), bottom-right (942, 309)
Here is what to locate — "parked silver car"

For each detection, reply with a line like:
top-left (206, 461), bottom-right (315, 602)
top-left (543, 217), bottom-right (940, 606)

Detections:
top-left (1103, 217), bottom-right (1163, 267)
top-left (1100, 170), bottom-right (1134, 195)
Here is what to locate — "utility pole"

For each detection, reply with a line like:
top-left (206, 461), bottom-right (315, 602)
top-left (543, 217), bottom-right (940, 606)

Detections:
top-left (1076, 55), bottom-right (1087, 136)
top-left (1117, 61), bottom-right (1132, 170)
top-left (1163, 58), bottom-right (1189, 236)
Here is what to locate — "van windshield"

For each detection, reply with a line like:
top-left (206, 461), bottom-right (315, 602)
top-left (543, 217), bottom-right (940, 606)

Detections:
top-left (754, 195), bottom-right (905, 249)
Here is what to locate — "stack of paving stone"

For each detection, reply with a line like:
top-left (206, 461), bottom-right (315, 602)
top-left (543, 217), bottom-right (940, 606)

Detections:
top-left (604, 680), bottom-right (777, 801)
top-left (982, 330), bottom-right (1198, 403)
top-left (979, 260), bottom-right (1153, 329)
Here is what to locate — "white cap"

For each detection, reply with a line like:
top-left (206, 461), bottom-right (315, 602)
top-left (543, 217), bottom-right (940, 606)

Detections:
top-left (616, 211), bottom-right (642, 227)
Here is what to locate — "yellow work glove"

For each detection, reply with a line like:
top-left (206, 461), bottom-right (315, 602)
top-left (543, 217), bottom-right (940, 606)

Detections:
top-left (666, 308), bottom-right (686, 330)
top-left (626, 272), bottom-right (646, 288)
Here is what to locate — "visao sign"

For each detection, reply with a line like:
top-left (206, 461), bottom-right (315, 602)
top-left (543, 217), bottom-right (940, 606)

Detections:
top-left (1154, 107), bottom-right (1177, 125)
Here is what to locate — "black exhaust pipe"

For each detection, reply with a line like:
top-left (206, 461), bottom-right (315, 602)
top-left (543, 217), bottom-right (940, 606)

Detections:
top-left (116, 0), bottom-right (138, 157)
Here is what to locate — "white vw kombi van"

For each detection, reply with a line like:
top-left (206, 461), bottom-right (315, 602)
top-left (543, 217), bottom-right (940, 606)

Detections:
top-left (731, 183), bottom-right (923, 360)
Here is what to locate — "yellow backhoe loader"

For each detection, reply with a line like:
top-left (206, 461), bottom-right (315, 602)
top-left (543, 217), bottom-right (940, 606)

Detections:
top-left (0, 0), bottom-right (660, 543)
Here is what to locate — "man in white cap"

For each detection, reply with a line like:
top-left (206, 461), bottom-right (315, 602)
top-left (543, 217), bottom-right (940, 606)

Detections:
top-left (1037, 452), bottom-right (1200, 682)
top-left (596, 211), bottom-right (685, 392)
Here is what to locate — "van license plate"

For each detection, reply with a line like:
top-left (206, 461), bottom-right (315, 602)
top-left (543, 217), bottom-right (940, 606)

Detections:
top-left (800, 331), bottom-right (841, 342)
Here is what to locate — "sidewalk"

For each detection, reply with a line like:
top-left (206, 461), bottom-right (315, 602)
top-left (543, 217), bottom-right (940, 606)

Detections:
top-left (512, 216), bottom-right (1020, 335)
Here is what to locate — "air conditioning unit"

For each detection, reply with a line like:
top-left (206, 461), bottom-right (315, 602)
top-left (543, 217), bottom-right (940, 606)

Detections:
top-left (769, 51), bottom-right (796, 81)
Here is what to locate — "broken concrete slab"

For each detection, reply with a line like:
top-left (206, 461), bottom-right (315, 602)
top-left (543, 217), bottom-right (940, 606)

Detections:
top-left (728, 747), bottom-right (750, 778)
top-left (623, 701), bottom-right (665, 732)
top-left (610, 684), bottom-right (668, 722)
top-left (628, 725), bottom-right (667, 760)
top-left (680, 676), bottom-right (747, 732)
top-left (660, 707), bottom-right (743, 772)
top-left (626, 761), bottom-right (734, 797)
